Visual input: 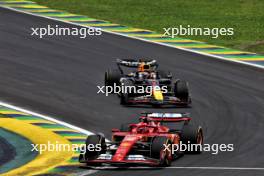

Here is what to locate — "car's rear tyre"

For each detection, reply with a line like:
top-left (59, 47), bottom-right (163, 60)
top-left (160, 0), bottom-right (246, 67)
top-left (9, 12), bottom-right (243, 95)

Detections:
top-left (105, 69), bottom-right (121, 87)
top-left (151, 136), bottom-right (172, 166)
top-left (174, 80), bottom-right (189, 102)
top-left (181, 123), bottom-right (203, 154)
top-left (79, 134), bottom-right (106, 165)
top-left (120, 79), bottom-right (133, 105)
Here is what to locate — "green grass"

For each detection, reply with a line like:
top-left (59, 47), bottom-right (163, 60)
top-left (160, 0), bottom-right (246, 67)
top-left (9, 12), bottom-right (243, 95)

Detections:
top-left (32, 0), bottom-right (264, 54)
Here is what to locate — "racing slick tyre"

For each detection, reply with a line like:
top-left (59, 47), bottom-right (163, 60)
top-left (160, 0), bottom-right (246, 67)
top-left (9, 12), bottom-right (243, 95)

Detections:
top-left (105, 69), bottom-right (122, 87)
top-left (120, 79), bottom-right (134, 105)
top-left (181, 123), bottom-right (203, 154)
top-left (174, 80), bottom-right (189, 102)
top-left (151, 136), bottom-right (172, 167)
top-left (79, 134), bottom-right (106, 166)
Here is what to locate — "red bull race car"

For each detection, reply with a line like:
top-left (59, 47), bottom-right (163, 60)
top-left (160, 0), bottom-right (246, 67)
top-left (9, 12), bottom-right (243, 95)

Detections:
top-left (79, 113), bottom-right (203, 167)
top-left (105, 59), bottom-right (191, 107)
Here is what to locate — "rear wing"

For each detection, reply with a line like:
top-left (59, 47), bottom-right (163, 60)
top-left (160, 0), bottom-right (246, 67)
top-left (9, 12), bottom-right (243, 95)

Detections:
top-left (116, 59), bottom-right (158, 68)
top-left (140, 112), bottom-right (191, 122)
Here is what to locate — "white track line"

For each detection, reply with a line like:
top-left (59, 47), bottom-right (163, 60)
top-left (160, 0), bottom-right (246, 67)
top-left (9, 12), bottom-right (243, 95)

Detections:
top-left (0, 100), bottom-right (93, 135)
top-left (71, 170), bottom-right (98, 176)
top-left (0, 101), bottom-right (97, 175)
top-left (90, 166), bottom-right (264, 170)
top-left (1, 5), bottom-right (264, 173)
top-left (1, 5), bottom-right (264, 70)
top-left (167, 167), bottom-right (264, 170)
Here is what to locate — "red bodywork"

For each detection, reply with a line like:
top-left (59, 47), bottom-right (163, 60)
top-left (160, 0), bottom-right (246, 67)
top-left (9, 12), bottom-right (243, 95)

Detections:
top-left (81, 113), bottom-right (191, 166)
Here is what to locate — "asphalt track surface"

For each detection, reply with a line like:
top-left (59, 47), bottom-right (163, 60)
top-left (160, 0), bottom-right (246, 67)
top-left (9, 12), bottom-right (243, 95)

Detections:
top-left (1, 7), bottom-right (264, 176)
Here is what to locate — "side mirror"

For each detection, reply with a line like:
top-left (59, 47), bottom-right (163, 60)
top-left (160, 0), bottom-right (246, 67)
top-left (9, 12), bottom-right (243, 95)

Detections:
top-left (112, 128), bottom-right (120, 132)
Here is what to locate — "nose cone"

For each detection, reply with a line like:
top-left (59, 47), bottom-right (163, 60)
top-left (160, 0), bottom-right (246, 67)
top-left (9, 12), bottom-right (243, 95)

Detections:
top-left (153, 89), bottom-right (163, 101)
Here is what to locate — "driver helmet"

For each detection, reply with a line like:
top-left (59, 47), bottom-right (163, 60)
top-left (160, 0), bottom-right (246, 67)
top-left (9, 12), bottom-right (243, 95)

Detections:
top-left (138, 62), bottom-right (150, 72)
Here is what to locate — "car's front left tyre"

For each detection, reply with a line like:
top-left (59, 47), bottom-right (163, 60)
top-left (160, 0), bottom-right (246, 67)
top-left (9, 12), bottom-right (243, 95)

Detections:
top-left (105, 69), bottom-right (121, 87)
top-left (151, 136), bottom-right (172, 166)
top-left (79, 134), bottom-right (106, 166)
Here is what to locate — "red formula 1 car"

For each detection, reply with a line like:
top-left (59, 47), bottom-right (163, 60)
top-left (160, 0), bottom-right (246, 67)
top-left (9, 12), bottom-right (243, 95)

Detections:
top-left (79, 113), bottom-right (203, 167)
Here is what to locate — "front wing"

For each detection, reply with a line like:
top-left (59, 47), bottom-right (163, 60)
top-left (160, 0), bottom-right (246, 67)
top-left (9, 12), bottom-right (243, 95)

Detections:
top-left (79, 153), bottom-right (160, 166)
top-left (126, 95), bottom-right (191, 106)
